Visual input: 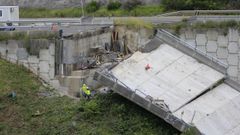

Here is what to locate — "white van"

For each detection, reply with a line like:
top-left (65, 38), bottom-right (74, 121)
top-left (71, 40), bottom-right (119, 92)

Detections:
top-left (0, 6), bottom-right (19, 26)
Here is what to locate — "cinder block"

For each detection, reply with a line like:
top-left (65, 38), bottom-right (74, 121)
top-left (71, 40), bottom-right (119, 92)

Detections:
top-left (228, 42), bottom-right (239, 53)
top-left (17, 48), bottom-right (29, 60)
top-left (49, 43), bottom-right (55, 56)
top-left (217, 48), bottom-right (228, 59)
top-left (217, 35), bottom-right (228, 47)
top-left (39, 49), bottom-right (51, 61)
top-left (196, 34), bottom-right (207, 46)
top-left (7, 40), bottom-right (18, 55)
top-left (49, 67), bottom-right (55, 79)
top-left (28, 56), bottom-right (39, 64)
top-left (185, 30), bottom-right (195, 40)
top-left (0, 42), bottom-right (7, 56)
top-left (206, 41), bottom-right (217, 52)
top-left (227, 54), bottom-right (239, 66)
top-left (228, 29), bottom-right (239, 42)
top-left (39, 61), bottom-right (49, 73)
top-left (207, 30), bottom-right (218, 41)
top-left (49, 55), bottom-right (55, 68)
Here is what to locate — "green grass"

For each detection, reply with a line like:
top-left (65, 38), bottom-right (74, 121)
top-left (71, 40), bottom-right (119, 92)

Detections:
top-left (114, 18), bottom-right (154, 30)
top-left (0, 31), bottom-right (58, 41)
top-left (20, 5), bottom-right (164, 18)
top-left (0, 59), bottom-right (179, 135)
top-left (20, 8), bottom-right (84, 18)
top-left (157, 20), bottom-right (240, 35)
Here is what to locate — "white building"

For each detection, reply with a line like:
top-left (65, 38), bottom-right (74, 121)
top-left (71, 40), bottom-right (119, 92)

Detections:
top-left (0, 6), bottom-right (19, 22)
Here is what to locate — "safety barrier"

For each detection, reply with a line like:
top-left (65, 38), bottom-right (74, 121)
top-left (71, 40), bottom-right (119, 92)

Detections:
top-left (157, 29), bottom-right (228, 70)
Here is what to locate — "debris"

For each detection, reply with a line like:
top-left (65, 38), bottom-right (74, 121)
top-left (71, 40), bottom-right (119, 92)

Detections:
top-left (8, 91), bottom-right (16, 100)
top-left (32, 110), bottom-right (42, 117)
top-left (145, 64), bottom-right (151, 70)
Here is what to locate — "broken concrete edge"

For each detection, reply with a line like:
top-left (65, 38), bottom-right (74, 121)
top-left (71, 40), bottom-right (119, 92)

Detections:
top-left (173, 77), bottom-right (225, 113)
top-left (156, 30), bottom-right (227, 75)
top-left (140, 37), bottom-right (163, 53)
top-left (93, 71), bottom-right (202, 134)
top-left (65, 27), bottom-right (113, 40)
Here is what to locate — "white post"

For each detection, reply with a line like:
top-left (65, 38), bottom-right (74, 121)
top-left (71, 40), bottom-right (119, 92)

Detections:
top-left (81, 0), bottom-right (85, 17)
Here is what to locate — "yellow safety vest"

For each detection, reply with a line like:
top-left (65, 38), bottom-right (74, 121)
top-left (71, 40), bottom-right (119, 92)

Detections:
top-left (82, 84), bottom-right (91, 96)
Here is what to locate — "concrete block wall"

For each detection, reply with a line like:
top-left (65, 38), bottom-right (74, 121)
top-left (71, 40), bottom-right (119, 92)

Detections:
top-left (0, 40), bottom-right (57, 85)
top-left (180, 29), bottom-right (240, 83)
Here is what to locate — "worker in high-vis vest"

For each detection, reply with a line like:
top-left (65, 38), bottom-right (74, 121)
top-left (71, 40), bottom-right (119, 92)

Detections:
top-left (82, 84), bottom-right (91, 99)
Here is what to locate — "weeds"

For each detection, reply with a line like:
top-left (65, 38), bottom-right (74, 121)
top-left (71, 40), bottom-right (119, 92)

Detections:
top-left (20, 5), bottom-right (164, 18)
top-left (0, 31), bottom-right (58, 41)
top-left (114, 18), bottom-right (154, 30)
top-left (0, 59), bottom-right (178, 135)
top-left (157, 20), bottom-right (240, 34)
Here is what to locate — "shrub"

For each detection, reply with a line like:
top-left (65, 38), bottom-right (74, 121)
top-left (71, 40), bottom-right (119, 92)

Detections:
top-left (85, 1), bottom-right (100, 13)
top-left (107, 0), bottom-right (121, 10)
top-left (161, 0), bottom-right (225, 10)
top-left (123, 0), bottom-right (142, 10)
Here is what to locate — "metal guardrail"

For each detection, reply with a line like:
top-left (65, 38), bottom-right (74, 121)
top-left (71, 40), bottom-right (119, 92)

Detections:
top-left (159, 10), bottom-right (240, 16)
top-left (0, 18), bottom-right (114, 26)
top-left (194, 15), bottom-right (240, 22)
top-left (157, 29), bottom-right (228, 69)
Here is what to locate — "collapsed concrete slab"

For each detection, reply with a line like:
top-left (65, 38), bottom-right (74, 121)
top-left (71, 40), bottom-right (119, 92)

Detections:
top-left (174, 83), bottom-right (240, 135)
top-left (94, 42), bottom-right (240, 134)
top-left (111, 44), bottom-right (224, 112)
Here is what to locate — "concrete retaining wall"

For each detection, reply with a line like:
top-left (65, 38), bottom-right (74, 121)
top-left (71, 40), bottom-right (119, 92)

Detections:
top-left (0, 39), bottom-right (58, 86)
top-left (180, 29), bottom-right (240, 83)
top-left (61, 30), bottom-right (112, 75)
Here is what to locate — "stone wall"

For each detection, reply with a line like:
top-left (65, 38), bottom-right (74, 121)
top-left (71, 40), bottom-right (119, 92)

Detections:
top-left (180, 28), bottom-right (240, 83)
top-left (0, 39), bottom-right (58, 87)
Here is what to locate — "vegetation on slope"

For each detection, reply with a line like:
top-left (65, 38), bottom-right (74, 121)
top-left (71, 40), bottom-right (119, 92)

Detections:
top-left (162, 0), bottom-right (240, 10)
top-left (0, 59), bottom-right (179, 135)
top-left (19, 0), bottom-right (240, 18)
top-left (157, 20), bottom-right (240, 35)
top-left (20, 5), bottom-right (164, 18)
top-left (114, 18), bottom-right (154, 30)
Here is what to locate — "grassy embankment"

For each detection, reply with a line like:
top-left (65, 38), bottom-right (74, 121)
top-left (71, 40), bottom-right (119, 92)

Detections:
top-left (157, 20), bottom-right (240, 35)
top-left (20, 5), bottom-right (164, 18)
top-left (0, 59), bottom-right (178, 135)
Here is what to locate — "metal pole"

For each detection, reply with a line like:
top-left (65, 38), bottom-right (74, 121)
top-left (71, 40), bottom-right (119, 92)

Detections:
top-left (81, 0), bottom-right (85, 17)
